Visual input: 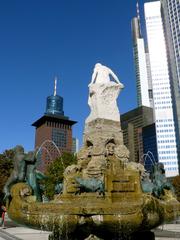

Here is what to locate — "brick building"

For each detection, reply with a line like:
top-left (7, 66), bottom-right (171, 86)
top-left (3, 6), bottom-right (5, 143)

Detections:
top-left (32, 80), bottom-right (76, 172)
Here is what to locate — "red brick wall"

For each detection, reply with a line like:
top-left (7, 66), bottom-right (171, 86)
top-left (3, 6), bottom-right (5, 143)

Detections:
top-left (34, 120), bottom-right (73, 172)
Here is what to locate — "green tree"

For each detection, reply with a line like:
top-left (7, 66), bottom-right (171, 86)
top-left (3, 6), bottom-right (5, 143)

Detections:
top-left (43, 152), bottom-right (77, 199)
top-left (172, 175), bottom-right (180, 202)
top-left (0, 149), bottom-right (14, 204)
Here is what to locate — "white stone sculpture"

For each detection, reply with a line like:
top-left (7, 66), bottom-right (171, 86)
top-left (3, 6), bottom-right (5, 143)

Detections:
top-left (86, 63), bottom-right (124, 123)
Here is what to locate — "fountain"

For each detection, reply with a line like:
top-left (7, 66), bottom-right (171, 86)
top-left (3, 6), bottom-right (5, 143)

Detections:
top-left (36, 139), bottom-right (64, 171)
top-left (4, 63), bottom-right (180, 240)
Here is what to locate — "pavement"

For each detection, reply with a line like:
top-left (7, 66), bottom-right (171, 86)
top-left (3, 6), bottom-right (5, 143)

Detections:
top-left (153, 223), bottom-right (180, 240)
top-left (0, 215), bottom-right (50, 240)
top-left (0, 215), bottom-right (180, 240)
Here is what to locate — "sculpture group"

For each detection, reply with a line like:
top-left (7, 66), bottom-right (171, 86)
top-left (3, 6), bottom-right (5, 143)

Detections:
top-left (3, 145), bottom-right (46, 202)
top-left (3, 63), bottom-right (180, 240)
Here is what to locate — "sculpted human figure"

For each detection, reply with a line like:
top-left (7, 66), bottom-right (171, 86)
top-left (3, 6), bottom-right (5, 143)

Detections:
top-left (89, 63), bottom-right (123, 86)
top-left (86, 63), bottom-right (124, 123)
top-left (25, 150), bottom-right (45, 202)
top-left (3, 145), bottom-right (26, 200)
top-left (3, 146), bottom-right (44, 202)
top-left (105, 142), bottom-right (115, 156)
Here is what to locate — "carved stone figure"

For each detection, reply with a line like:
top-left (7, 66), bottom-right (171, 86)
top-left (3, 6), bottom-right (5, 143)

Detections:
top-left (3, 146), bottom-right (45, 202)
top-left (75, 177), bottom-right (104, 195)
top-left (105, 142), bottom-right (115, 156)
top-left (89, 63), bottom-right (122, 85)
top-left (25, 151), bottom-right (45, 202)
top-left (140, 163), bottom-right (175, 198)
top-left (3, 145), bottom-right (26, 200)
top-left (86, 63), bottom-right (124, 123)
top-left (151, 163), bottom-right (174, 198)
top-left (55, 183), bottom-right (63, 194)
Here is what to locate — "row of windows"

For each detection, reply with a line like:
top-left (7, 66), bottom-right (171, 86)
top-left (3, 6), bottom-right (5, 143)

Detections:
top-left (146, 16), bottom-right (159, 20)
top-left (153, 82), bottom-right (169, 86)
top-left (146, 23), bottom-right (161, 28)
top-left (152, 73), bottom-right (169, 77)
top-left (163, 161), bottom-right (178, 165)
top-left (156, 124), bottom-right (173, 128)
top-left (47, 121), bottom-right (71, 129)
top-left (153, 92), bottom-right (171, 96)
top-left (154, 96), bottom-right (170, 100)
top-left (157, 129), bottom-right (174, 133)
top-left (153, 87), bottom-right (170, 91)
top-left (158, 145), bottom-right (176, 149)
top-left (165, 167), bottom-right (178, 171)
top-left (159, 156), bottom-right (177, 160)
top-left (155, 106), bottom-right (172, 109)
top-left (156, 119), bottom-right (173, 122)
top-left (157, 134), bottom-right (175, 139)
top-left (159, 150), bottom-right (176, 154)
top-left (155, 101), bottom-right (172, 105)
top-left (157, 139), bottom-right (175, 143)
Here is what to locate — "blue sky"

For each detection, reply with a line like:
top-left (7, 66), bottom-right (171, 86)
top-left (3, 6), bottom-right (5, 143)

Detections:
top-left (0, 0), bottom-right (147, 152)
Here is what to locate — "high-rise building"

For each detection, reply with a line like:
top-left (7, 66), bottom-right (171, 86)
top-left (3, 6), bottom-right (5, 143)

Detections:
top-left (161, 0), bottom-right (180, 173)
top-left (32, 79), bottom-right (77, 172)
top-left (142, 123), bottom-right (158, 172)
top-left (144, 1), bottom-right (179, 177)
top-left (72, 138), bottom-right (79, 153)
top-left (131, 3), bottom-right (151, 108)
top-left (121, 106), bottom-right (154, 163)
top-left (145, 51), bottom-right (154, 108)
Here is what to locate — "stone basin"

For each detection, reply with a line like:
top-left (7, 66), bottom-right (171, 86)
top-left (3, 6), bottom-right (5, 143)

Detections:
top-left (7, 170), bottom-right (180, 240)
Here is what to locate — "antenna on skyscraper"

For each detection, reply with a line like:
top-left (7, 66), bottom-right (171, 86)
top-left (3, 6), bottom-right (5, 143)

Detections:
top-left (136, 1), bottom-right (142, 37)
top-left (54, 76), bottom-right (57, 96)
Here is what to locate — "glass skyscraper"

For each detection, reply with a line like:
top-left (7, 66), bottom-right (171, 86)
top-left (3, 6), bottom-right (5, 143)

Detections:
top-left (144, 1), bottom-right (179, 177)
top-left (131, 4), bottom-right (152, 108)
top-left (161, 0), bottom-right (180, 174)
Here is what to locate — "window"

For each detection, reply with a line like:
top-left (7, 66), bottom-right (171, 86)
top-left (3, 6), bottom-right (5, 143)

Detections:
top-left (52, 128), bottom-right (67, 148)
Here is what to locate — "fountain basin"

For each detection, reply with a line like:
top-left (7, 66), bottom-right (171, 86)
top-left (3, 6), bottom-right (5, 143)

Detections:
top-left (7, 179), bottom-right (180, 240)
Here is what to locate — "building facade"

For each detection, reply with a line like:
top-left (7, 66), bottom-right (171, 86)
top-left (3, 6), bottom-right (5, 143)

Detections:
top-left (144, 1), bottom-right (179, 177)
top-left (32, 81), bottom-right (76, 172)
top-left (142, 123), bottom-right (158, 172)
top-left (161, 0), bottom-right (180, 173)
top-left (72, 138), bottom-right (79, 153)
top-left (121, 106), bottom-right (154, 163)
top-left (131, 9), bottom-right (151, 108)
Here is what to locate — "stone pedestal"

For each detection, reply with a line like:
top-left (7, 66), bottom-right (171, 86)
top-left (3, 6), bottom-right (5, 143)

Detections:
top-left (83, 118), bottom-right (123, 148)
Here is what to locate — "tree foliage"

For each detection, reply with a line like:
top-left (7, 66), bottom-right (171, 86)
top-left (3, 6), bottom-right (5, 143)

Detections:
top-left (172, 175), bottom-right (180, 202)
top-left (0, 149), bottom-right (14, 204)
top-left (43, 152), bottom-right (77, 199)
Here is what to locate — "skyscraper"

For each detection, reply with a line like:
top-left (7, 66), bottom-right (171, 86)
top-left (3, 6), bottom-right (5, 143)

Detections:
top-left (144, 1), bottom-right (179, 177)
top-left (131, 3), bottom-right (151, 108)
top-left (121, 106), bottom-right (154, 163)
top-left (161, 0), bottom-right (180, 173)
top-left (32, 79), bottom-right (77, 172)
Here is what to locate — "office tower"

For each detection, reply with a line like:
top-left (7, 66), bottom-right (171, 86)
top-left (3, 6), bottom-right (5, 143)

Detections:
top-left (32, 79), bottom-right (77, 172)
top-left (142, 123), bottom-right (158, 172)
top-left (144, 1), bottom-right (179, 177)
top-left (145, 51), bottom-right (154, 108)
top-left (72, 138), bottom-right (79, 153)
top-left (121, 106), bottom-right (154, 163)
top-left (131, 3), bottom-right (152, 107)
top-left (161, 0), bottom-right (180, 173)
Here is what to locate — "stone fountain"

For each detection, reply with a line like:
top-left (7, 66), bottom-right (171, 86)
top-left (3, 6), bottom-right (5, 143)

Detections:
top-left (4, 63), bottom-right (180, 240)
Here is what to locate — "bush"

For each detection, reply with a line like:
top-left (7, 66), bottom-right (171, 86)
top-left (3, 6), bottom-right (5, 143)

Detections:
top-left (172, 175), bottom-right (180, 202)
top-left (42, 152), bottom-right (77, 199)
